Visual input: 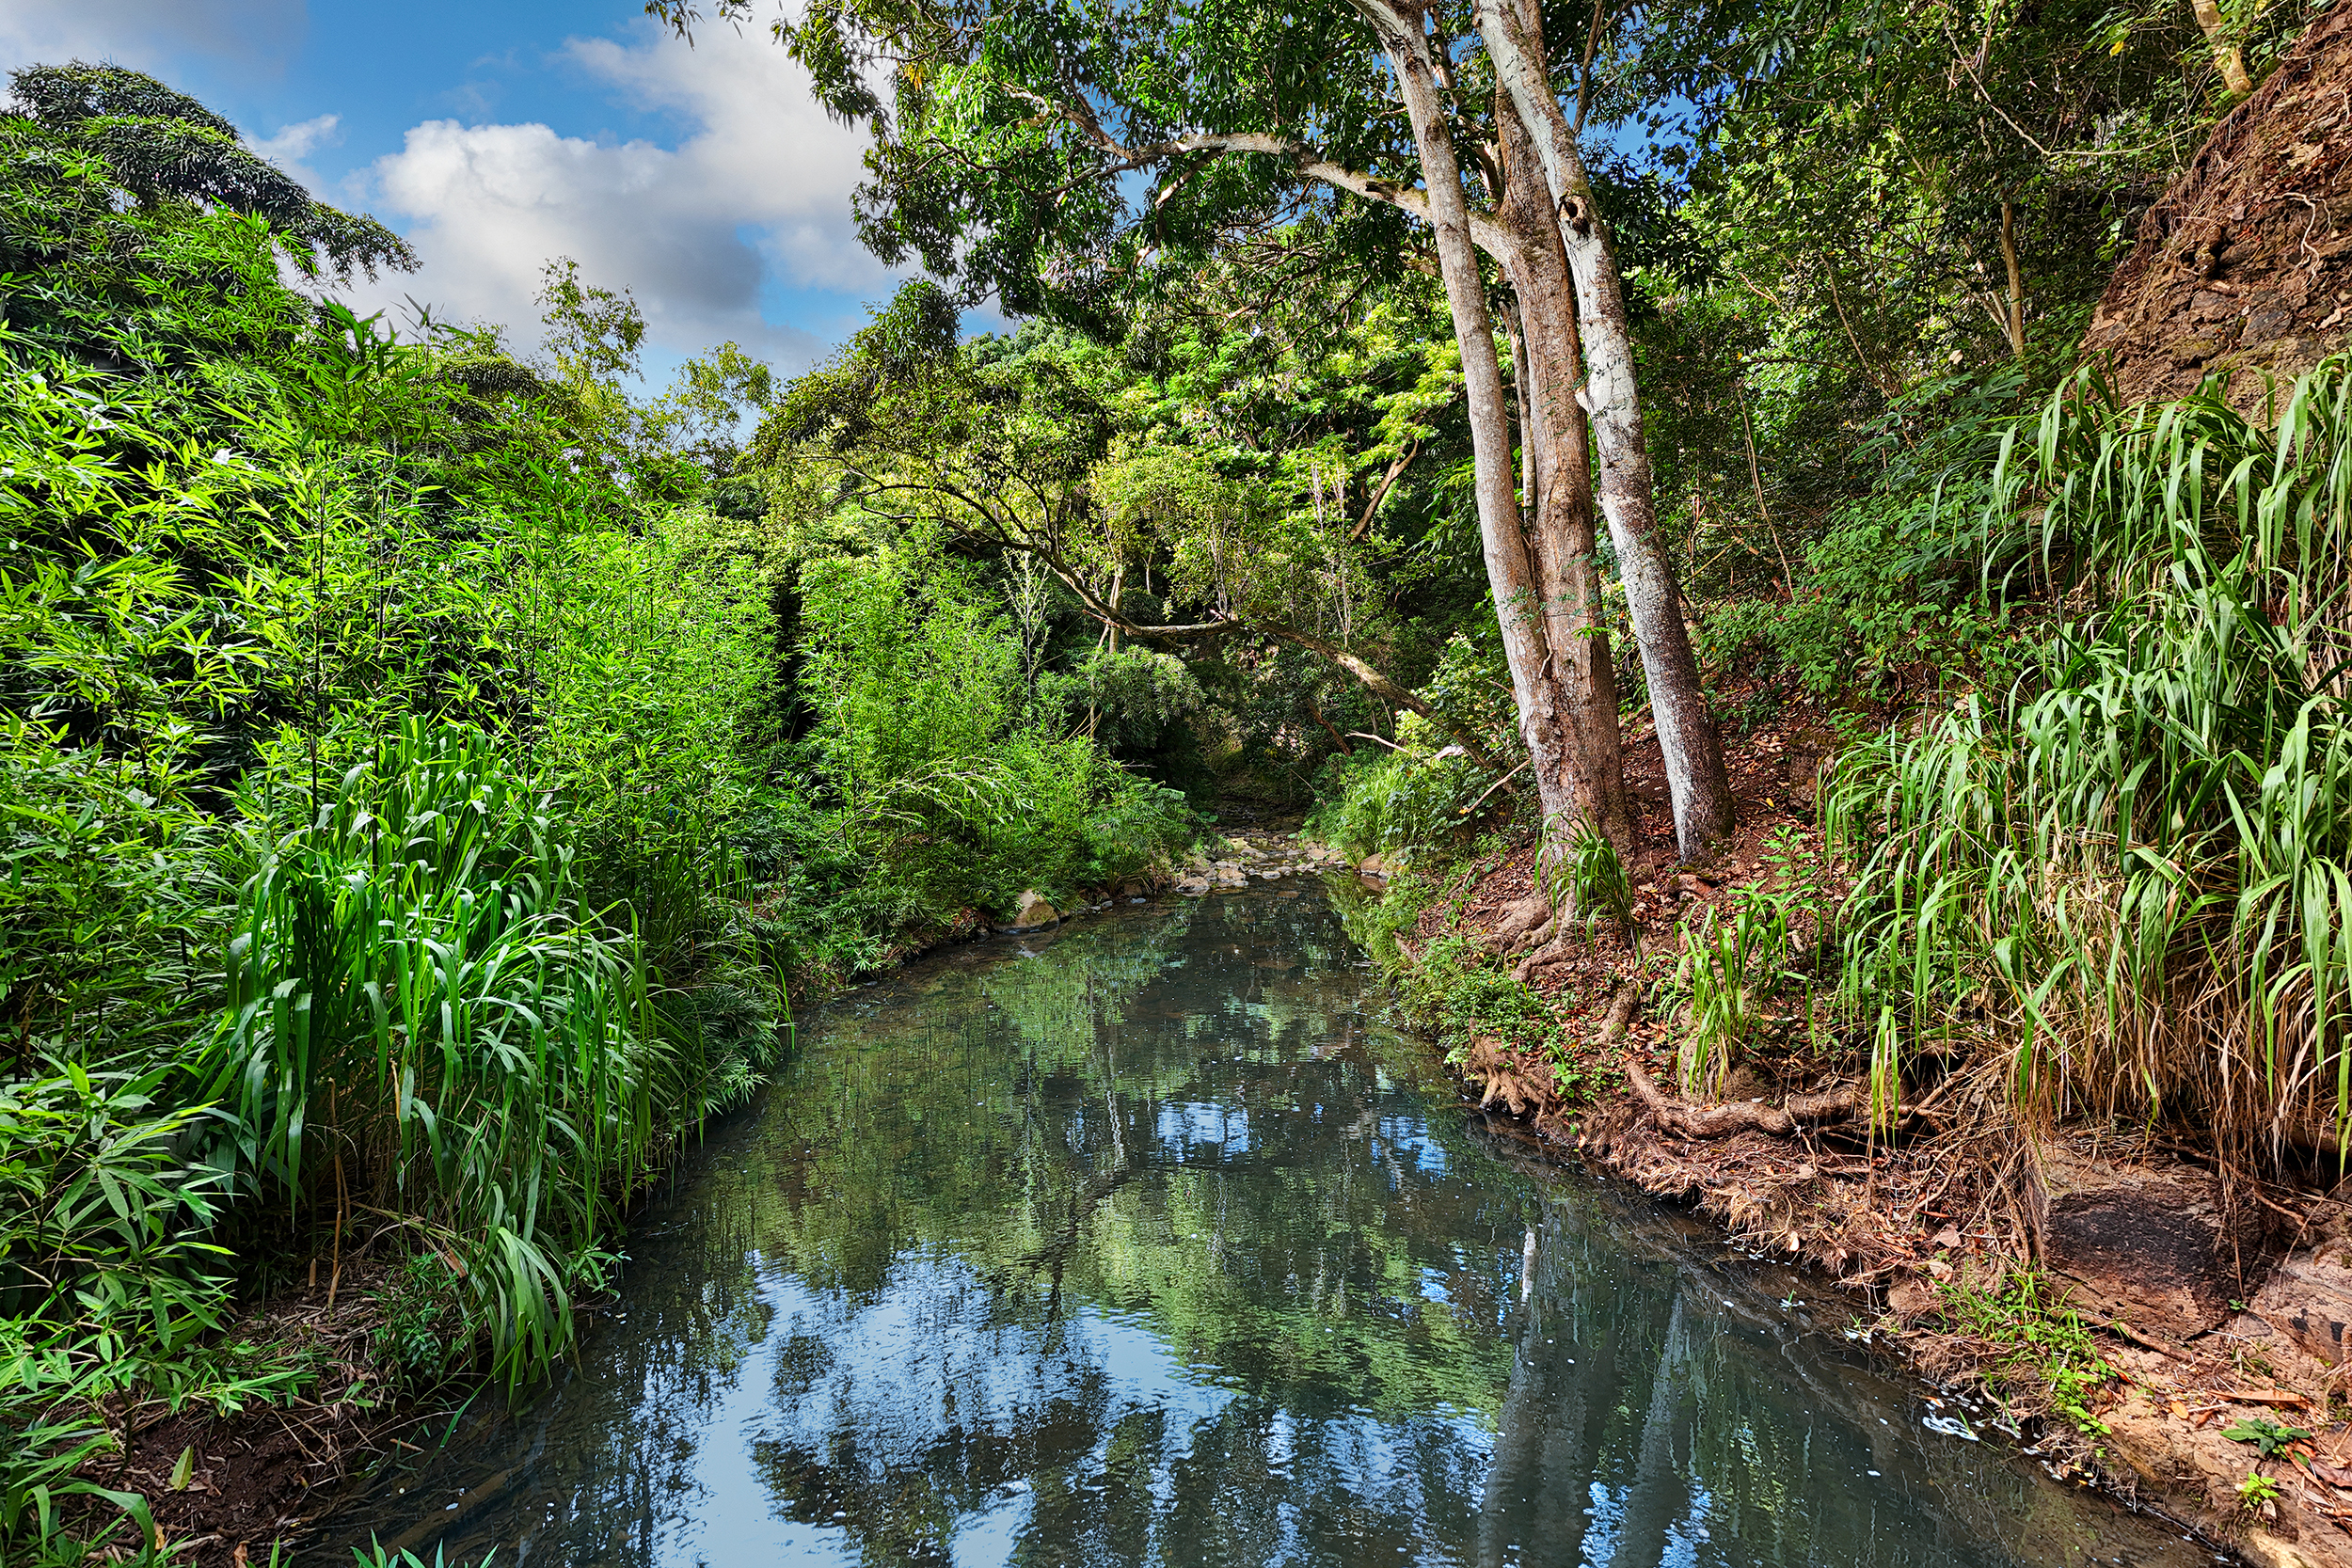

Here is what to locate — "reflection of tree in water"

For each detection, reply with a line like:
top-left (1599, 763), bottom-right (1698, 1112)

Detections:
top-left (1465, 1186), bottom-right (2168, 1568)
top-left (331, 890), bottom-right (2202, 1568)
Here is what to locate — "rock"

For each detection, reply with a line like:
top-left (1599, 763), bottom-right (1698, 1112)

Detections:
top-left (2238, 1533), bottom-right (2330, 1568)
top-left (2036, 1153), bottom-right (2271, 1340)
top-left (1359, 855), bottom-right (1388, 876)
top-left (1174, 877), bottom-right (1212, 896)
top-left (1006, 891), bottom-right (1061, 932)
top-left (2248, 1242), bottom-right (2352, 1367)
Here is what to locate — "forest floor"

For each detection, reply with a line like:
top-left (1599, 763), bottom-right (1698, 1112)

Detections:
top-left (1331, 689), bottom-right (2352, 1568)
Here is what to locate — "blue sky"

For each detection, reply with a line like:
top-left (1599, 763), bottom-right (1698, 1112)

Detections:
top-left (2, 0), bottom-right (906, 381)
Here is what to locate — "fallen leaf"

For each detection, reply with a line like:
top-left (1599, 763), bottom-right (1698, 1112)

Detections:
top-left (2226, 1389), bottom-right (2313, 1407)
top-left (2314, 1461), bottom-right (2352, 1489)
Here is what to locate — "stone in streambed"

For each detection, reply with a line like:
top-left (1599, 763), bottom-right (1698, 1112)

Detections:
top-left (1006, 891), bottom-right (1061, 931)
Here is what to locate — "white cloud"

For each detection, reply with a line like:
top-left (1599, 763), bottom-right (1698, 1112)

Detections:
top-left (0, 0), bottom-right (305, 75)
top-left (243, 111), bottom-right (339, 194)
top-left (342, 21), bottom-right (888, 375)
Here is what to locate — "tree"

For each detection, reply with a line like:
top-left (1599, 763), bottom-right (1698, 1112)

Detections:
top-left (756, 279), bottom-right (1506, 766)
top-left (7, 64), bottom-right (414, 278)
top-left (646, 0), bottom-right (1739, 856)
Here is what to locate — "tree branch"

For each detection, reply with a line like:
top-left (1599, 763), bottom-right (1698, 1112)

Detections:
top-left (1002, 86), bottom-right (1518, 260)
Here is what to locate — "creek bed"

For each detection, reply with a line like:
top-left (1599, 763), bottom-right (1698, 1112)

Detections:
top-left (323, 884), bottom-right (2215, 1567)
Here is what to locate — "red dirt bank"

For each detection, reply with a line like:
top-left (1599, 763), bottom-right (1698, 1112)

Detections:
top-left (1364, 707), bottom-right (2352, 1568)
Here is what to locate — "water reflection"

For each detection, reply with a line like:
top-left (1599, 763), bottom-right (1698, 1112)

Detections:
top-left (325, 888), bottom-right (2201, 1567)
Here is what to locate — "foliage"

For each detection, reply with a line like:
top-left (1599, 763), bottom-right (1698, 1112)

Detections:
top-left (8, 64), bottom-right (414, 278)
top-left (1542, 816), bottom-right (1634, 947)
top-left (0, 61), bottom-right (1200, 1567)
top-left (1402, 935), bottom-right (1557, 1059)
top-left (353, 1541), bottom-right (495, 1568)
top-left (1825, 358), bottom-right (2352, 1165)
top-left (1307, 746), bottom-right (1493, 862)
top-left (798, 541), bottom-right (1194, 918)
top-left (199, 722), bottom-right (672, 1392)
top-left (2223, 1416), bottom-right (2312, 1456)
top-left (1933, 1268), bottom-right (2113, 1433)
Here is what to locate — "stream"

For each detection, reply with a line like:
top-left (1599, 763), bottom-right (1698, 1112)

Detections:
top-left (324, 882), bottom-right (2217, 1567)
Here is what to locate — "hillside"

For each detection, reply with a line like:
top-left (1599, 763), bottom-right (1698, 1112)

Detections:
top-left (2084, 6), bottom-right (2352, 407)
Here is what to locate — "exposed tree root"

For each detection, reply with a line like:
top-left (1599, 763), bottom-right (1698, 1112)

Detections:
top-left (1480, 893), bottom-right (1554, 955)
top-left (1622, 1055), bottom-right (1857, 1139)
top-left (1597, 982), bottom-right (1639, 1043)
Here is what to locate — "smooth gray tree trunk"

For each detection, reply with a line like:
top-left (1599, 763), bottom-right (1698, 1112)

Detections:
top-left (1360, 0), bottom-right (1581, 838)
top-left (1477, 0), bottom-right (1736, 857)
top-left (1498, 102), bottom-right (1633, 851)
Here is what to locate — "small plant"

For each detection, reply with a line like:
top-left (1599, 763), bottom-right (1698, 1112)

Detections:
top-left (1542, 816), bottom-right (1635, 953)
top-left (354, 1539), bottom-right (496, 1567)
top-left (1406, 936), bottom-right (1557, 1057)
top-left (2222, 1416), bottom-right (2312, 1457)
top-left (2237, 1472), bottom-right (2282, 1512)
top-left (1676, 891), bottom-right (1793, 1096)
top-left (372, 1250), bottom-right (473, 1386)
top-left (1933, 1267), bottom-right (2113, 1433)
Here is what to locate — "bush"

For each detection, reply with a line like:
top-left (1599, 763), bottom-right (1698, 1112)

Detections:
top-left (798, 541), bottom-right (1194, 923)
top-left (1825, 358), bottom-right (2352, 1162)
top-left (1307, 745), bottom-right (1493, 861)
top-left (199, 721), bottom-right (667, 1392)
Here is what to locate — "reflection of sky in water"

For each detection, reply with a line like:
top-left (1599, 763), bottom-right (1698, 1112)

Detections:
top-left (1156, 1101), bottom-right (1248, 1153)
top-left (324, 890), bottom-right (2209, 1568)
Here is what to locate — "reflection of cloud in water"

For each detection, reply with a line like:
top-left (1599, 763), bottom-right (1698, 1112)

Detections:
top-left (1156, 1101), bottom-right (1248, 1154)
top-left (320, 888), bottom-right (2211, 1568)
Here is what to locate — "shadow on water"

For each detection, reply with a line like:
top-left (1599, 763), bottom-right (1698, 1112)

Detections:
top-left (322, 887), bottom-right (2212, 1567)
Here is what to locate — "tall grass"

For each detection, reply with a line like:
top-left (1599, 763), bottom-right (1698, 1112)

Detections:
top-left (199, 721), bottom-right (679, 1388)
top-left (1826, 357), bottom-right (2352, 1164)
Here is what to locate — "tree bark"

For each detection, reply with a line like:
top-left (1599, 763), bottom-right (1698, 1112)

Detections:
top-left (1476, 0), bottom-right (1736, 858)
top-left (1999, 199), bottom-right (2028, 358)
top-left (1498, 102), bottom-right (1633, 850)
top-left (2190, 0), bottom-right (2256, 96)
top-left (1359, 0), bottom-right (1581, 836)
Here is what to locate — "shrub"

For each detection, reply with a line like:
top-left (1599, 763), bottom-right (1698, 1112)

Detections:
top-left (199, 721), bottom-right (665, 1391)
top-left (1825, 357), bottom-right (2352, 1163)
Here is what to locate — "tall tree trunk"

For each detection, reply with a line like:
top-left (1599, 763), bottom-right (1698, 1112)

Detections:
top-left (1498, 101), bottom-right (1634, 849)
top-left (1362, 0), bottom-right (1581, 835)
top-left (1477, 0), bottom-right (1736, 857)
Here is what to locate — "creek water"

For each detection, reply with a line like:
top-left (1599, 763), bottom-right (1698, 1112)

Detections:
top-left (324, 883), bottom-right (2214, 1567)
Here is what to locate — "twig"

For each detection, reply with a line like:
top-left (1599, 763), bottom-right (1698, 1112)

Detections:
top-left (1462, 759), bottom-right (1531, 816)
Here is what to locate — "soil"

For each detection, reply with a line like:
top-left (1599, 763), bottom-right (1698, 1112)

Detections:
top-left (2081, 3), bottom-right (2352, 413)
top-left (62, 1258), bottom-right (440, 1567)
top-left (1346, 684), bottom-right (2352, 1568)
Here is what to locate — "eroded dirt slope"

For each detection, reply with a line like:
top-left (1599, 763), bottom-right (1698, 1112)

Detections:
top-left (2083, 8), bottom-right (2352, 410)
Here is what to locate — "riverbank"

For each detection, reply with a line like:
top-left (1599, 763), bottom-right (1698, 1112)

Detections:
top-left (58, 844), bottom-right (1222, 1567)
top-left (1270, 713), bottom-right (2352, 1568)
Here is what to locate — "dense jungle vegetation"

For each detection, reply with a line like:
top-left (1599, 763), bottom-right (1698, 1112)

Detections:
top-left (3, 0), bottom-right (2344, 1548)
